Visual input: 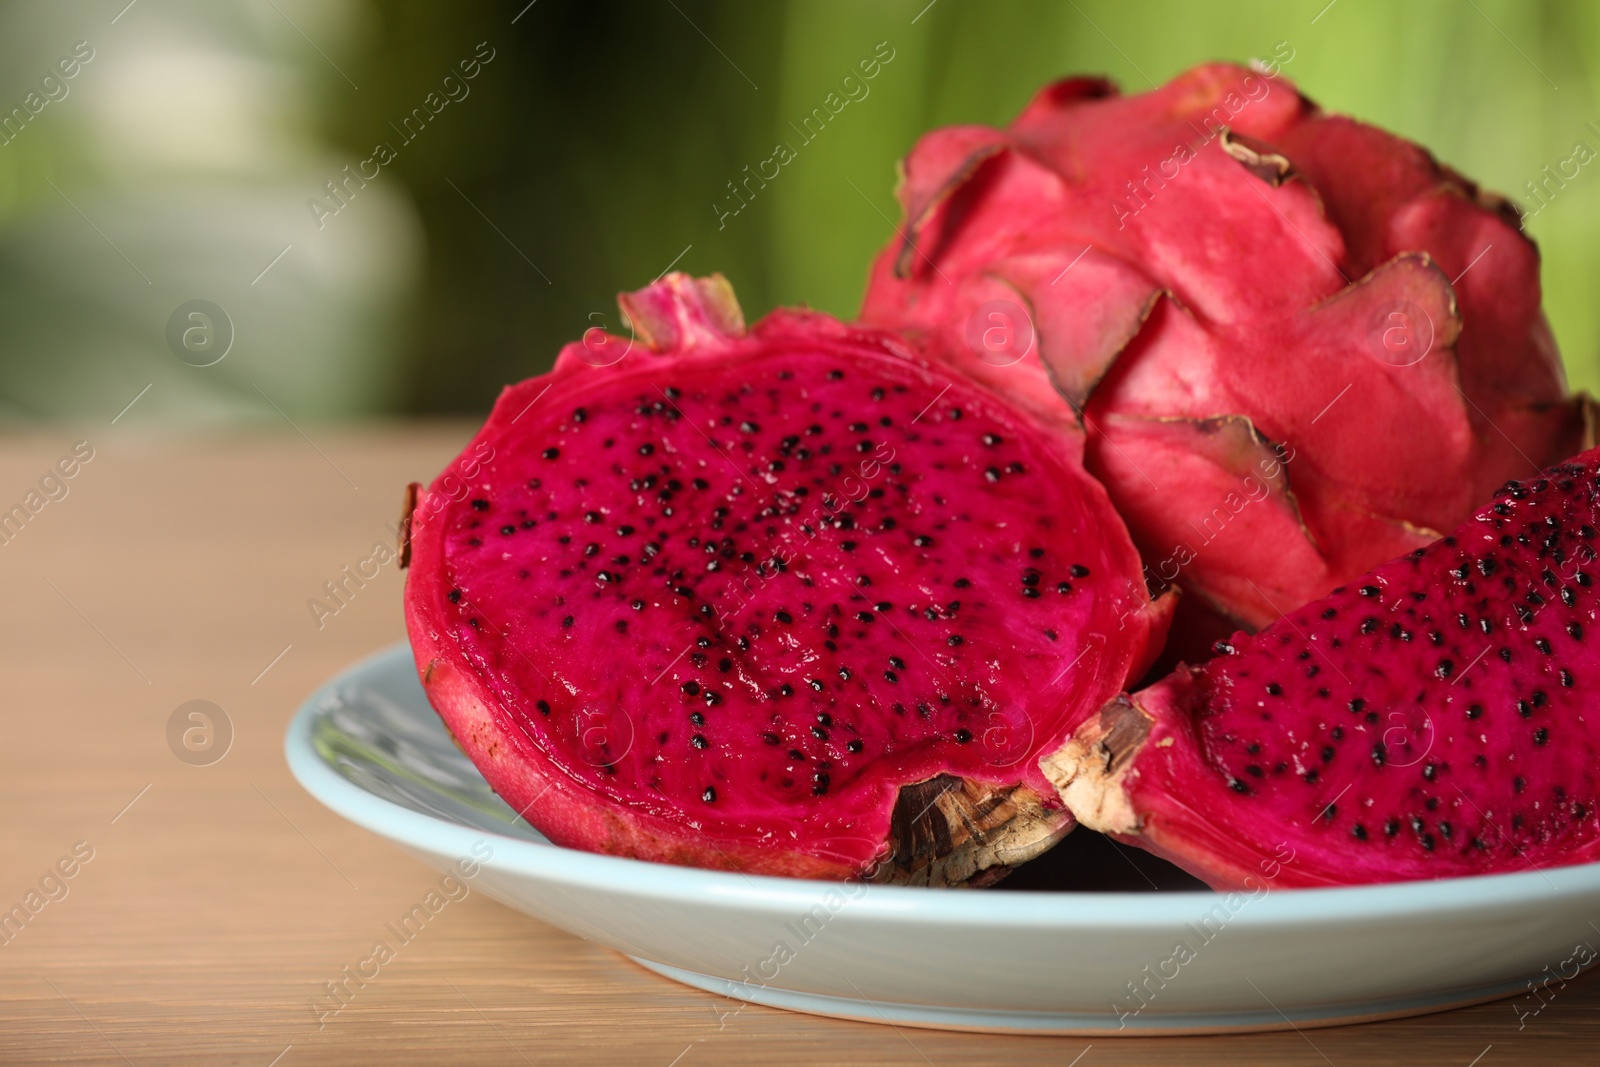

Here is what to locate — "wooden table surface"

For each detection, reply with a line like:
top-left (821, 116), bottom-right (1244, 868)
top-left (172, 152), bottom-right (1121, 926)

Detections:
top-left (4, 425), bottom-right (1599, 1066)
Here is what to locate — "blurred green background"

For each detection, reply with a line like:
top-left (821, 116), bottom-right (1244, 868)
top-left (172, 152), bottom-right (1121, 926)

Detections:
top-left (3, 0), bottom-right (1600, 422)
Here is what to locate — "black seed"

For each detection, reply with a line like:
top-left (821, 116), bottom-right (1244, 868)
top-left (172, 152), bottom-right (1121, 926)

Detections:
top-left (448, 589), bottom-right (462, 603)
top-left (1265, 682), bottom-right (1282, 696)
top-left (846, 739), bottom-right (863, 754)
top-left (856, 611), bottom-right (874, 623)
top-left (1322, 746), bottom-right (1335, 762)
top-left (778, 683), bottom-right (794, 697)
top-left (704, 691), bottom-right (723, 706)
top-left (690, 711), bottom-right (704, 725)
top-left (812, 773), bottom-right (830, 796)
top-left (1021, 587), bottom-right (1041, 599)
top-left (1021, 569), bottom-right (1041, 587)
top-left (1434, 660), bottom-right (1453, 679)
top-left (691, 735), bottom-right (708, 749)
top-left (1230, 778), bottom-right (1251, 795)
top-left (1360, 617), bottom-right (1379, 634)
top-left (702, 786), bottom-right (716, 803)
top-left (1372, 742), bottom-right (1387, 766)
top-left (984, 467), bottom-right (1001, 483)
top-left (953, 729), bottom-right (972, 743)
top-left (1353, 824), bottom-right (1369, 841)
top-left (1422, 763), bottom-right (1437, 781)
top-left (775, 610), bottom-right (793, 624)
top-left (1534, 727), bottom-right (1549, 745)
top-left (542, 447), bottom-right (560, 460)
top-left (1535, 638), bottom-right (1551, 655)
top-left (948, 635), bottom-right (964, 646)
top-left (1570, 622), bottom-right (1585, 640)
top-left (535, 699), bottom-right (551, 715)
top-left (809, 679), bottom-right (824, 692)
top-left (811, 725), bottom-right (829, 740)
top-left (1321, 608), bottom-right (1338, 619)
top-left (1359, 584), bottom-right (1381, 597)
top-left (1561, 668), bottom-right (1575, 687)
top-left (1466, 704), bottom-right (1482, 720)
top-left (1478, 557), bottom-right (1496, 577)
top-left (562, 615), bottom-right (574, 628)
top-left (681, 681), bottom-right (701, 696)
top-left (1420, 833), bottom-right (1435, 852)
top-left (1349, 698), bottom-right (1366, 713)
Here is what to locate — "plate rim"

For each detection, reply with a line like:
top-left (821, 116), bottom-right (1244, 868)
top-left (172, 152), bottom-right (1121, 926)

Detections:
top-left (287, 641), bottom-right (1600, 927)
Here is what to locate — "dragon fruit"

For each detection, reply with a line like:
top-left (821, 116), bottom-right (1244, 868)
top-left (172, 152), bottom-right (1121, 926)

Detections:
top-left (1042, 446), bottom-right (1600, 889)
top-left (861, 62), bottom-right (1588, 631)
top-left (402, 273), bottom-right (1170, 884)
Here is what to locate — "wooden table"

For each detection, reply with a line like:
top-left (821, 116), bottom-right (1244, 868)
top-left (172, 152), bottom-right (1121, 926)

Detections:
top-left (3, 426), bottom-right (1597, 1065)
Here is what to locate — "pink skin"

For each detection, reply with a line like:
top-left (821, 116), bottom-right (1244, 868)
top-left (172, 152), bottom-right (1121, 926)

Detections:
top-left (861, 62), bottom-right (1585, 631)
top-left (1095, 449), bottom-right (1600, 888)
top-left (406, 274), bottom-right (1170, 879)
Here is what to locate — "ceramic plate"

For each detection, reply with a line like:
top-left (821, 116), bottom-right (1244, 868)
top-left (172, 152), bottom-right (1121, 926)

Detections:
top-left (286, 643), bottom-right (1600, 1035)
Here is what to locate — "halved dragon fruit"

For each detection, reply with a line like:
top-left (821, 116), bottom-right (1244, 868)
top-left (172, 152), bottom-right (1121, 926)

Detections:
top-left (861, 62), bottom-right (1588, 632)
top-left (403, 273), bottom-right (1170, 884)
top-left (1043, 447), bottom-right (1600, 888)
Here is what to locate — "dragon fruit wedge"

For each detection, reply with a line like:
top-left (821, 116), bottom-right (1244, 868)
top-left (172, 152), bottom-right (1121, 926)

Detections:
top-left (402, 273), bottom-right (1170, 884)
top-left (860, 61), bottom-right (1589, 632)
top-left (1043, 446), bottom-right (1600, 889)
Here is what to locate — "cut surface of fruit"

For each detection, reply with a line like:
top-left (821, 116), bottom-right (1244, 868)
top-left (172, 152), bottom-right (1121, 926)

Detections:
top-left (1045, 448), bottom-right (1600, 888)
top-left (405, 274), bottom-right (1168, 883)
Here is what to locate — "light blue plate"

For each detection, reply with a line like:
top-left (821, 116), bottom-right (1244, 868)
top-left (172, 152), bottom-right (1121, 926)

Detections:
top-left (286, 643), bottom-right (1600, 1034)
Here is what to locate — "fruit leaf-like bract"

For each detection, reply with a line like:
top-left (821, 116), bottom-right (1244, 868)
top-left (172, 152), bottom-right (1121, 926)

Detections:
top-left (861, 63), bottom-right (1588, 631)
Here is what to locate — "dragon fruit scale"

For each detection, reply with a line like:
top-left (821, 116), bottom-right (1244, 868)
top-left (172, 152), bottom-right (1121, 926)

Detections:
top-left (861, 61), bottom-right (1589, 632)
top-left (1044, 446), bottom-right (1600, 889)
top-left (403, 273), bottom-right (1171, 884)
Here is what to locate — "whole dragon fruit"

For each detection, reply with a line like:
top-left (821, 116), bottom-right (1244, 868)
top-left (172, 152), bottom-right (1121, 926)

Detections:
top-left (402, 273), bottom-right (1170, 884)
top-left (1043, 447), bottom-right (1600, 888)
top-left (861, 62), bottom-right (1588, 631)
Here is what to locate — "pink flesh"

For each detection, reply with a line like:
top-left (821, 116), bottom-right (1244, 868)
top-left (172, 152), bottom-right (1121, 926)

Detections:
top-left (412, 311), bottom-right (1160, 875)
top-left (1120, 450), bottom-right (1600, 887)
top-left (860, 62), bottom-right (1584, 630)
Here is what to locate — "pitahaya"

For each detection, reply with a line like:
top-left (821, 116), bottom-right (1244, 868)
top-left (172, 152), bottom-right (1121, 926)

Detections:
top-left (1043, 446), bottom-right (1600, 889)
top-left (402, 273), bottom-right (1170, 884)
top-left (861, 62), bottom-right (1588, 632)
